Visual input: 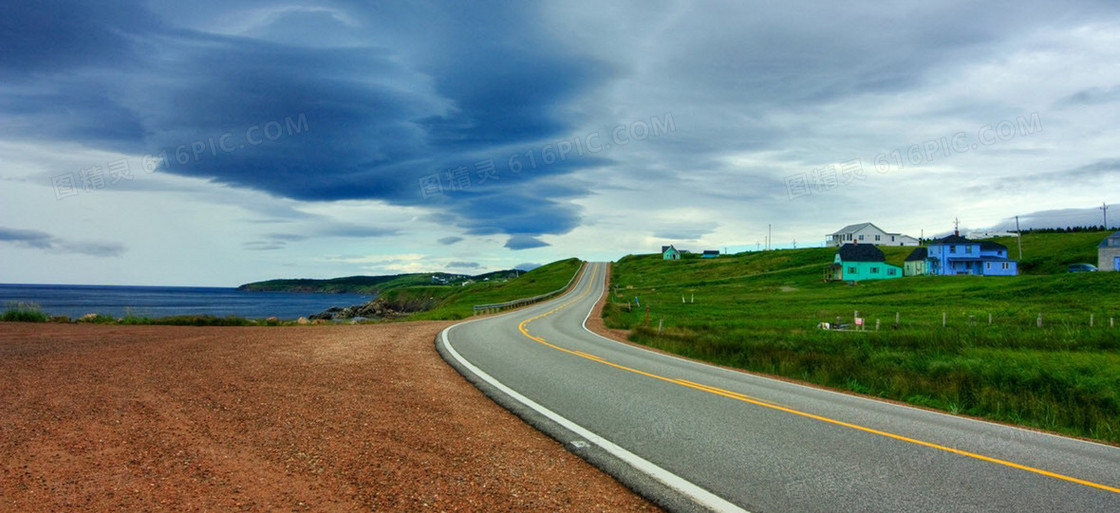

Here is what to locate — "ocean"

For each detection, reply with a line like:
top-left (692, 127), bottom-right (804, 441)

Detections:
top-left (0, 284), bottom-right (373, 320)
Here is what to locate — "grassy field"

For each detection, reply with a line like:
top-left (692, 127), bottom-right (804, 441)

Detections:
top-left (396, 258), bottom-right (583, 321)
top-left (605, 231), bottom-right (1120, 443)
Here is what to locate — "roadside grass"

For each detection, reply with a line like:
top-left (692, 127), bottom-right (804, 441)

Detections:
top-left (118, 315), bottom-right (256, 326)
top-left (606, 236), bottom-right (1120, 443)
top-left (2, 302), bottom-right (50, 323)
top-left (402, 258), bottom-right (583, 320)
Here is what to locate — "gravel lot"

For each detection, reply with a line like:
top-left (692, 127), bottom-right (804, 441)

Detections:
top-left (0, 322), bottom-right (661, 512)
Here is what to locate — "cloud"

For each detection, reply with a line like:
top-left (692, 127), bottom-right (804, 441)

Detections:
top-left (438, 236), bottom-right (464, 245)
top-left (0, 0), bottom-right (614, 241)
top-left (1057, 85), bottom-right (1120, 107)
top-left (446, 261), bottom-right (481, 269)
top-left (505, 235), bottom-right (548, 250)
top-left (652, 221), bottom-right (719, 241)
top-left (0, 227), bottom-right (124, 257)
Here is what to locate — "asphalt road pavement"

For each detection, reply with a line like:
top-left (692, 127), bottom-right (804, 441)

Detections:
top-left (439, 262), bottom-right (1120, 512)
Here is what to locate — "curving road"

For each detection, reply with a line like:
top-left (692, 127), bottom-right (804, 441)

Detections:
top-left (438, 262), bottom-right (1120, 513)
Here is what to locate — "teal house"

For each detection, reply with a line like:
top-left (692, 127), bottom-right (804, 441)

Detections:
top-left (661, 245), bottom-right (681, 260)
top-left (826, 243), bottom-right (902, 281)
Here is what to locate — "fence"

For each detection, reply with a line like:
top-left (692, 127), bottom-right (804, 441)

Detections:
top-left (472, 263), bottom-right (585, 315)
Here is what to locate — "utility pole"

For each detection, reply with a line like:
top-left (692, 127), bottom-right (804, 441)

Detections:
top-left (1102, 202), bottom-right (1109, 229)
top-left (1015, 215), bottom-right (1023, 260)
top-left (768, 224), bottom-right (772, 250)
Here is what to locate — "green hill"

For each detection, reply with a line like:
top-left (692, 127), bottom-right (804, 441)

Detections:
top-left (239, 271), bottom-right (516, 294)
top-left (606, 231), bottom-right (1120, 443)
top-left (394, 258), bottom-right (582, 321)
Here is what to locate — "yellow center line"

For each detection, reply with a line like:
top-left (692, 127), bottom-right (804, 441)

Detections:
top-left (514, 265), bottom-right (1120, 495)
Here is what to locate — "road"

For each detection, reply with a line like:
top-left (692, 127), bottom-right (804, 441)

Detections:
top-left (438, 262), bottom-right (1120, 512)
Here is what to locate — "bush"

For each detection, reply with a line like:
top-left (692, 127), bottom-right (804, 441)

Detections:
top-left (2, 302), bottom-right (49, 323)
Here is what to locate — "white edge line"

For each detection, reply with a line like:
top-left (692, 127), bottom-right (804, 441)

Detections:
top-left (578, 263), bottom-right (1120, 453)
top-left (440, 270), bottom-right (750, 513)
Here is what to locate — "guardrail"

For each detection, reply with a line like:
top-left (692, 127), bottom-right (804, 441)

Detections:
top-left (472, 262), bottom-right (585, 315)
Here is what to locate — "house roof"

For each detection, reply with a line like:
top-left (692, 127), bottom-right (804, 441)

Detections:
top-left (904, 247), bottom-right (928, 261)
top-left (1100, 230), bottom-right (1120, 248)
top-left (830, 222), bottom-right (882, 235)
top-left (836, 243), bottom-right (885, 262)
top-left (979, 240), bottom-right (1007, 251)
top-left (661, 245), bottom-right (676, 253)
top-left (702, 250), bottom-right (719, 255)
top-left (932, 234), bottom-right (973, 244)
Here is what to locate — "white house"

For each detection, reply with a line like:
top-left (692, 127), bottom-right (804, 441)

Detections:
top-left (827, 222), bottom-right (919, 247)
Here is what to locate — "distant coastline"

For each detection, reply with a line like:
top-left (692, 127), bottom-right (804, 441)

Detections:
top-left (0, 284), bottom-right (372, 320)
top-left (238, 270), bottom-right (523, 294)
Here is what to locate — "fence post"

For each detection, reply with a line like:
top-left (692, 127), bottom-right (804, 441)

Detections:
top-left (657, 319), bottom-right (663, 335)
top-left (942, 312), bottom-right (946, 328)
top-left (1037, 313), bottom-right (1042, 328)
top-left (1090, 314), bottom-right (1094, 327)
top-left (989, 313), bottom-right (992, 326)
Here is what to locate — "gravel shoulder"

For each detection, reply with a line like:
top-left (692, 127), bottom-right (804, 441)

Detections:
top-left (0, 322), bottom-right (661, 512)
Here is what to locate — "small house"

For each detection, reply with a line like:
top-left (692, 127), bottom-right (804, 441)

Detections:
top-left (826, 243), bottom-right (902, 281)
top-left (662, 245), bottom-right (681, 261)
top-left (1100, 231), bottom-right (1120, 271)
top-left (903, 247), bottom-right (934, 276)
top-left (701, 250), bottom-right (720, 258)
top-left (827, 222), bottom-right (919, 247)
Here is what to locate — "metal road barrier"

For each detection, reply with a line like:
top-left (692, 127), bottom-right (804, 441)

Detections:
top-left (472, 263), bottom-right (585, 315)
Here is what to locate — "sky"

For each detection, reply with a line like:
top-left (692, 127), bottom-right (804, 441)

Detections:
top-left (1, 0), bottom-right (1119, 286)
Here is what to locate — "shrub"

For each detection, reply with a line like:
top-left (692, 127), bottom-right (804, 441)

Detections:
top-left (1, 302), bottom-right (49, 323)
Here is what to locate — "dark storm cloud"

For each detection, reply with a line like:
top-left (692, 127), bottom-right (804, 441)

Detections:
top-left (0, 227), bottom-right (125, 257)
top-left (0, 0), bottom-right (612, 241)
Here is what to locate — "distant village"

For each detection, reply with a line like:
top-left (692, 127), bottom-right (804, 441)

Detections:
top-left (661, 222), bottom-right (1120, 281)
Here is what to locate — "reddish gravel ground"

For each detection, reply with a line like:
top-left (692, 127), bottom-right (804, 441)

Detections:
top-left (0, 322), bottom-right (662, 513)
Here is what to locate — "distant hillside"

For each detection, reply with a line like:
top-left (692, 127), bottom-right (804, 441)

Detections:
top-left (393, 258), bottom-right (583, 320)
top-left (239, 270), bottom-right (522, 294)
top-left (987, 230), bottom-right (1109, 274)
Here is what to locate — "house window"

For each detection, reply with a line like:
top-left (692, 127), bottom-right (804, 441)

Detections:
top-left (858, 235), bottom-right (864, 241)
top-left (848, 266), bottom-right (856, 274)
top-left (1003, 263), bottom-right (1009, 270)
top-left (871, 267), bottom-right (879, 273)
top-left (950, 245), bottom-right (956, 253)
top-left (965, 246), bottom-right (973, 254)
top-left (986, 262), bottom-right (990, 269)
top-left (888, 269), bottom-right (896, 276)
top-left (875, 235), bottom-right (881, 241)
top-left (891, 236), bottom-right (896, 241)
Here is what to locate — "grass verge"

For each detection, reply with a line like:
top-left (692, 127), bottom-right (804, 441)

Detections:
top-left (606, 238), bottom-right (1120, 443)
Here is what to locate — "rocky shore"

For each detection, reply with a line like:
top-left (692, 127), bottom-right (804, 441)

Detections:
top-left (310, 295), bottom-right (439, 321)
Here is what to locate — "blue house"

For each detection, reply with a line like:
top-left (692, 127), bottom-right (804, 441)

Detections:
top-left (926, 234), bottom-right (1018, 276)
top-left (701, 250), bottom-right (720, 258)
